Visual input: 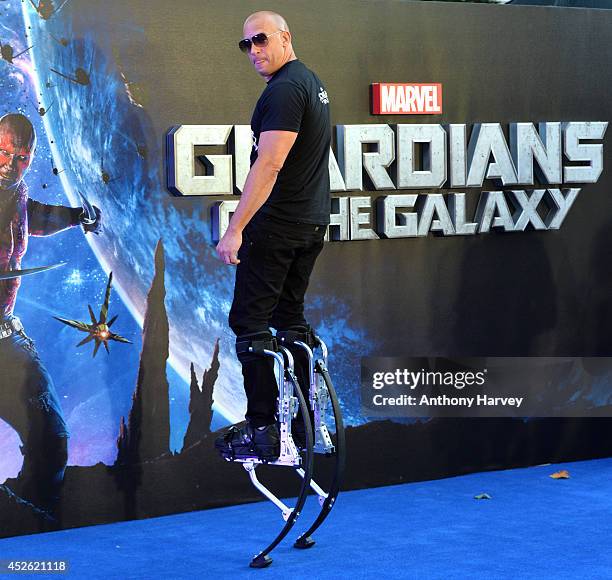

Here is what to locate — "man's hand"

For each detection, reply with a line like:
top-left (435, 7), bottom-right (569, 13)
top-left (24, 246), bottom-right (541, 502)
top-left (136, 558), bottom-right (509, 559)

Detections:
top-left (216, 228), bottom-right (242, 265)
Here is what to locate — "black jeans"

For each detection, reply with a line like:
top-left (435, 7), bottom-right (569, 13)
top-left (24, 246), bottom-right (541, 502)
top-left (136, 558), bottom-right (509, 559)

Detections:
top-left (229, 213), bottom-right (325, 427)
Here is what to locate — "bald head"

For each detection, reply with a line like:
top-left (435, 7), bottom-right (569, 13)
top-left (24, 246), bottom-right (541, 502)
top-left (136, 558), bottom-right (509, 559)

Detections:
top-left (0, 114), bottom-right (36, 151)
top-left (244, 11), bottom-right (290, 33)
top-left (0, 114), bottom-right (36, 190)
top-left (242, 11), bottom-right (296, 81)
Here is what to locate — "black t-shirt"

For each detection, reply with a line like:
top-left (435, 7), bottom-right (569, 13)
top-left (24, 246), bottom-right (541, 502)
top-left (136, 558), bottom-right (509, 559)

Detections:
top-left (250, 59), bottom-right (331, 225)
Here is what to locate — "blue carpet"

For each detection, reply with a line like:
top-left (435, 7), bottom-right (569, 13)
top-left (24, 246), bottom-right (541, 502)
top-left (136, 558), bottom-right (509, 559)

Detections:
top-left (1, 458), bottom-right (611, 579)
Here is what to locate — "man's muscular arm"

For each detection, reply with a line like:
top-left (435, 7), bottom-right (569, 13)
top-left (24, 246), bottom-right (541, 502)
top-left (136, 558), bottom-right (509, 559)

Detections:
top-left (216, 129), bottom-right (298, 265)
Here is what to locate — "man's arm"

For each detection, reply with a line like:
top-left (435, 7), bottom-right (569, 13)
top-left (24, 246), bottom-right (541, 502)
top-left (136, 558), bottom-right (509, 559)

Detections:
top-left (216, 129), bottom-right (298, 265)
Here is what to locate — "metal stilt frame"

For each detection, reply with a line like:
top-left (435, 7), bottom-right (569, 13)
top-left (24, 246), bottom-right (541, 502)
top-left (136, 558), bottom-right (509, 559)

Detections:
top-left (222, 336), bottom-right (345, 567)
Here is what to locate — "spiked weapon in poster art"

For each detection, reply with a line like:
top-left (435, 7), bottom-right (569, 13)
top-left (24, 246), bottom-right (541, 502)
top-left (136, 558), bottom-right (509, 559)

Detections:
top-left (54, 272), bottom-right (131, 357)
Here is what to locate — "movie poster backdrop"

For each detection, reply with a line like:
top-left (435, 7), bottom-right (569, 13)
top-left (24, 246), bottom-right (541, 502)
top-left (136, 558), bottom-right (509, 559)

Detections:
top-left (0, 0), bottom-right (611, 536)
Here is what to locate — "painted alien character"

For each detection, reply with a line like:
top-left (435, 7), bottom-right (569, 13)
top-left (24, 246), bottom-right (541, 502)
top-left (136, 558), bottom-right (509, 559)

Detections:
top-left (0, 113), bottom-right (101, 512)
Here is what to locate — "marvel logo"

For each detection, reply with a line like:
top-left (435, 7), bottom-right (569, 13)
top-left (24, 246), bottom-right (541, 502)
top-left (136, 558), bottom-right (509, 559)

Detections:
top-left (371, 83), bottom-right (442, 115)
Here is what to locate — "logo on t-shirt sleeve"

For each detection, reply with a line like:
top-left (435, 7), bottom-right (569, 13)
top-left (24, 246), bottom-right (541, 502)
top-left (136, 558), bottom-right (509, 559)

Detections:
top-left (318, 87), bottom-right (329, 105)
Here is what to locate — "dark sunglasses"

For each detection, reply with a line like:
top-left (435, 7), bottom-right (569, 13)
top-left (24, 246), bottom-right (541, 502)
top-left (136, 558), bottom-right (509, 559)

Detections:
top-left (238, 30), bottom-right (283, 53)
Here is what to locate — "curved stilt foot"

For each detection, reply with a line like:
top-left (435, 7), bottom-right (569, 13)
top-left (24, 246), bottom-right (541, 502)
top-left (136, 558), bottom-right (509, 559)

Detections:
top-left (294, 535), bottom-right (316, 549)
top-left (250, 554), bottom-right (273, 568)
